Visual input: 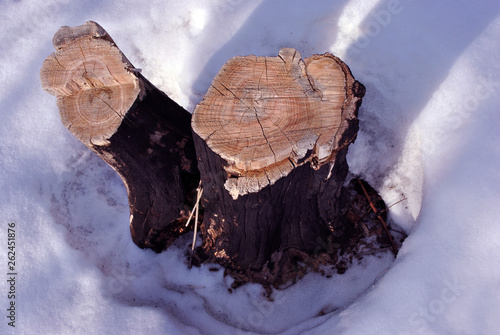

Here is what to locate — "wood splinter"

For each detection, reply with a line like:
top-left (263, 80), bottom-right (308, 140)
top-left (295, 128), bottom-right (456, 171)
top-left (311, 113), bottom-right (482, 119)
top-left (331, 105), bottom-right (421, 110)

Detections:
top-left (357, 179), bottom-right (399, 255)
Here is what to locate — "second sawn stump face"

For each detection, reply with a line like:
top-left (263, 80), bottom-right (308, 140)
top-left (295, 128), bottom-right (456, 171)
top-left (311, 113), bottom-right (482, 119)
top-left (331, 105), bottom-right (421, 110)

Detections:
top-left (192, 48), bottom-right (366, 284)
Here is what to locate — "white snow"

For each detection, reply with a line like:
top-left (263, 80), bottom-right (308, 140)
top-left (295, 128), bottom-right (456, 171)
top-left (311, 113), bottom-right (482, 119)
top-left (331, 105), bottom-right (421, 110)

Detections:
top-left (1, 0), bottom-right (499, 334)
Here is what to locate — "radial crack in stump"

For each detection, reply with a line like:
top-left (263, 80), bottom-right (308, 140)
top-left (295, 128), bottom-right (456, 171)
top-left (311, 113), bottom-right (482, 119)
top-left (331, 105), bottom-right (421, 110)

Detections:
top-left (192, 48), bottom-right (366, 284)
top-left (193, 48), bottom-right (363, 200)
top-left (40, 21), bottom-right (199, 252)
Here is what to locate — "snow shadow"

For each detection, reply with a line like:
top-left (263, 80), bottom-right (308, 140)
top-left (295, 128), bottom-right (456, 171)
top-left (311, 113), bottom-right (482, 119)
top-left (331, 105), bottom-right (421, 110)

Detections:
top-left (341, 0), bottom-right (500, 187)
top-left (48, 148), bottom-right (397, 334)
top-left (176, 1), bottom-right (500, 333)
top-left (42, 1), bottom-right (500, 334)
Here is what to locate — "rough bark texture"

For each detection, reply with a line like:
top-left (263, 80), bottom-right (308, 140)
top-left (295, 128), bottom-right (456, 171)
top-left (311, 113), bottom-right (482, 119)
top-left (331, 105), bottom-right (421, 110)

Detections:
top-left (93, 74), bottom-right (199, 252)
top-left (192, 49), bottom-right (366, 284)
top-left (40, 21), bottom-right (199, 252)
top-left (40, 22), bottom-right (387, 287)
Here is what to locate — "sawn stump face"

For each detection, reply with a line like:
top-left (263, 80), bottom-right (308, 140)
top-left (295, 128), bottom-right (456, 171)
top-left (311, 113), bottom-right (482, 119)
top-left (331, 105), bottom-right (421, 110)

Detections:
top-left (192, 48), bottom-right (365, 282)
top-left (40, 22), bottom-right (140, 147)
top-left (40, 21), bottom-right (199, 252)
top-left (193, 48), bottom-right (362, 199)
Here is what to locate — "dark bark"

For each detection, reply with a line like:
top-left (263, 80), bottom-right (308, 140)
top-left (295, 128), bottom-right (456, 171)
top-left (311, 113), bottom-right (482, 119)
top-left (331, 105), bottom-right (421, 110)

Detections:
top-left (42, 23), bottom-right (390, 287)
top-left (92, 75), bottom-right (199, 252)
top-left (193, 94), bottom-right (364, 285)
top-left (41, 21), bottom-right (200, 253)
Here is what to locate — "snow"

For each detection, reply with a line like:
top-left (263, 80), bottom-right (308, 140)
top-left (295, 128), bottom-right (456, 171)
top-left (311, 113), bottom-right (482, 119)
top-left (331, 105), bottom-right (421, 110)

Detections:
top-left (1, 0), bottom-right (499, 334)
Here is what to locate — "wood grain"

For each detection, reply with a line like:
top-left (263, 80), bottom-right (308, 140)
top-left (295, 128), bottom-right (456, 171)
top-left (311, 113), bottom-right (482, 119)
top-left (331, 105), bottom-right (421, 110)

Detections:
top-left (193, 48), bottom-right (361, 199)
top-left (40, 21), bottom-right (140, 147)
top-left (40, 21), bottom-right (199, 252)
top-left (192, 48), bottom-right (365, 283)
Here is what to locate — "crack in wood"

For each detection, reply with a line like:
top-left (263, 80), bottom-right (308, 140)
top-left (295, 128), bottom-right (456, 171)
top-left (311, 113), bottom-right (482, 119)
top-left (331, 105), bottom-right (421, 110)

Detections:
top-left (219, 82), bottom-right (253, 112)
top-left (253, 107), bottom-right (277, 163)
top-left (53, 54), bottom-right (67, 71)
top-left (210, 84), bottom-right (225, 96)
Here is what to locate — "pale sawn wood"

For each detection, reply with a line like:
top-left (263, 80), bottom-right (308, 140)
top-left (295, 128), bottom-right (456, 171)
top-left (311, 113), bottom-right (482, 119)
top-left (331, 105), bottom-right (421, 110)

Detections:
top-left (40, 21), bottom-right (199, 252)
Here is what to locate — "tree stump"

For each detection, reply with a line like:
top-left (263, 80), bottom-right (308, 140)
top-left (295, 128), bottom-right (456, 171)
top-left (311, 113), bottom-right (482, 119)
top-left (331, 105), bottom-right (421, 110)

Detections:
top-left (40, 22), bottom-right (375, 286)
top-left (40, 21), bottom-right (199, 252)
top-left (192, 48), bottom-right (365, 283)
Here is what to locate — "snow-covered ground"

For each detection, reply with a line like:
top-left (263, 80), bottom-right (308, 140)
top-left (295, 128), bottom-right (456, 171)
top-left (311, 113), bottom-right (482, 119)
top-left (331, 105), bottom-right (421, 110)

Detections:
top-left (1, 0), bottom-right (499, 334)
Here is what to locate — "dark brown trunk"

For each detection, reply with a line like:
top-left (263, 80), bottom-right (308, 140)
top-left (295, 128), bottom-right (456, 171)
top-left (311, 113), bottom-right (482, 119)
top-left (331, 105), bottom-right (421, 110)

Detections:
top-left (94, 75), bottom-right (199, 252)
top-left (41, 23), bottom-right (394, 288)
top-left (40, 21), bottom-right (199, 252)
top-left (191, 49), bottom-right (366, 284)
top-left (194, 136), bottom-right (352, 272)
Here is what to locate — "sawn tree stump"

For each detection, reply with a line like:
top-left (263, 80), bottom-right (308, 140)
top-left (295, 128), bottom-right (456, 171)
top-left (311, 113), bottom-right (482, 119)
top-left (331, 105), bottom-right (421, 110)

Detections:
top-left (40, 21), bottom-right (199, 252)
top-left (192, 48), bottom-right (365, 283)
top-left (40, 22), bottom-right (369, 286)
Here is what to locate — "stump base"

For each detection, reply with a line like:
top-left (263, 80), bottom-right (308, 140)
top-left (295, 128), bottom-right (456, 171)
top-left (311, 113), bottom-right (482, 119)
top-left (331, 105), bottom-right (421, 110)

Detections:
top-left (191, 178), bottom-right (406, 288)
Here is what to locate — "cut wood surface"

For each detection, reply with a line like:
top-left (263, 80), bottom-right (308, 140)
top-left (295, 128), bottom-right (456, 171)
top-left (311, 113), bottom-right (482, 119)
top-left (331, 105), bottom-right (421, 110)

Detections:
top-left (41, 21), bottom-right (373, 286)
top-left (40, 21), bottom-right (199, 252)
top-left (192, 48), bottom-right (365, 282)
top-left (41, 21), bottom-right (140, 147)
top-left (192, 48), bottom-right (363, 199)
